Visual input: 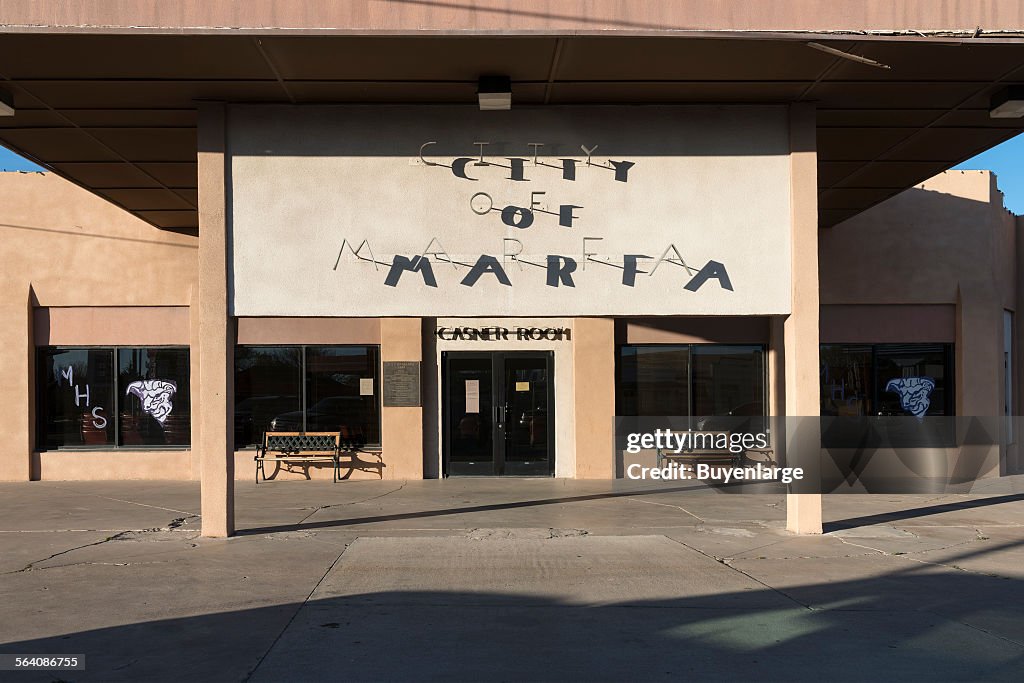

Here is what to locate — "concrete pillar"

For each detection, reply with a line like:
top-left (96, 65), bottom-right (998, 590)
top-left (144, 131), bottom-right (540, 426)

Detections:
top-left (955, 283), bottom-right (1003, 477)
top-left (0, 285), bottom-right (33, 481)
top-left (573, 317), bottom-right (615, 478)
top-left (380, 317), bottom-right (424, 480)
top-left (197, 103), bottom-right (234, 537)
top-left (786, 103), bottom-right (822, 534)
top-left (188, 284), bottom-right (202, 480)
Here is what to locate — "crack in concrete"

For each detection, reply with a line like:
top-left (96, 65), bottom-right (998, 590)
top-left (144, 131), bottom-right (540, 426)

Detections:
top-left (244, 540), bottom-right (356, 682)
top-left (4, 514), bottom-right (200, 575)
top-left (0, 529), bottom-right (131, 533)
top-left (294, 482), bottom-right (409, 526)
top-left (5, 531), bottom-right (135, 574)
top-left (949, 616), bottom-right (1024, 649)
top-left (662, 535), bottom-right (815, 611)
top-left (35, 483), bottom-right (199, 517)
top-left (625, 496), bottom-right (705, 523)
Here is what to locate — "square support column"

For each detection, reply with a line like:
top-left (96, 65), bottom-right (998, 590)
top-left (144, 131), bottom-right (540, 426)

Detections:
top-left (786, 103), bottom-right (822, 534)
top-left (197, 103), bottom-right (235, 537)
top-left (573, 317), bottom-right (615, 478)
top-left (380, 317), bottom-right (424, 480)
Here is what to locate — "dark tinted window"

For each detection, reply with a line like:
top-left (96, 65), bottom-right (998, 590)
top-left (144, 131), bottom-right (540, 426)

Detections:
top-left (118, 348), bottom-right (191, 446)
top-left (305, 346), bottom-right (380, 444)
top-left (38, 347), bottom-right (190, 450)
top-left (38, 348), bottom-right (115, 449)
top-left (820, 345), bottom-right (873, 416)
top-left (617, 344), bottom-right (765, 418)
top-left (234, 346), bottom-right (381, 447)
top-left (234, 347), bottom-right (302, 447)
top-left (618, 346), bottom-right (689, 416)
top-left (820, 344), bottom-right (953, 417)
top-left (692, 345), bottom-right (765, 418)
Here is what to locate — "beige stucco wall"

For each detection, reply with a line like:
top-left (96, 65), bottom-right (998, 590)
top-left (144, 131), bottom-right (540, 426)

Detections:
top-left (229, 105), bottom-right (794, 318)
top-left (0, 172), bottom-right (198, 481)
top-left (821, 171), bottom-right (1015, 308)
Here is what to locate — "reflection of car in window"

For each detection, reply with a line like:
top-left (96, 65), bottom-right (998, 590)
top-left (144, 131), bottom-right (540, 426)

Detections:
top-left (235, 395), bottom-right (299, 444)
top-left (270, 396), bottom-right (370, 441)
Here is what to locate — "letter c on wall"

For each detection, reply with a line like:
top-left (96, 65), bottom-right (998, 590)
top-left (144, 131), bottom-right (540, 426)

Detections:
top-left (451, 158), bottom-right (477, 181)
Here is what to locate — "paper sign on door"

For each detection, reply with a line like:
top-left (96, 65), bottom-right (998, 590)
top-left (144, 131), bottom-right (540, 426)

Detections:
top-left (515, 381), bottom-right (530, 392)
top-left (359, 378), bottom-right (374, 396)
top-left (465, 379), bottom-right (480, 414)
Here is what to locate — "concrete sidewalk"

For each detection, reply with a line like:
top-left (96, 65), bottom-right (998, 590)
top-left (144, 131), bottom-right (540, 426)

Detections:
top-left (1, 478), bottom-right (1023, 681)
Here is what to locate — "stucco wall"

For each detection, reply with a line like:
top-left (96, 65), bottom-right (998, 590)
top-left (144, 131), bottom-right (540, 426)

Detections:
top-left (820, 171), bottom-right (1015, 308)
top-left (0, 172), bottom-right (198, 480)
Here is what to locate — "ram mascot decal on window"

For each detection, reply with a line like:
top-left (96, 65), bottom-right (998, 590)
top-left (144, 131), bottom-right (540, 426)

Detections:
top-left (125, 380), bottom-right (178, 425)
top-left (884, 377), bottom-right (936, 418)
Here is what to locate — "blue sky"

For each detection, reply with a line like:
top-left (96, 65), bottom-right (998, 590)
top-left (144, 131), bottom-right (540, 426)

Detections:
top-left (2, 132), bottom-right (1023, 213)
top-left (953, 132), bottom-right (1024, 214)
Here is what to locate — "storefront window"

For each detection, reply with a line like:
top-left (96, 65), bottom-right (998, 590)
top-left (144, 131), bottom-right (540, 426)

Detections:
top-left (37, 347), bottom-right (189, 450)
top-left (820, 344), bottom-right (953, 417)
top-left (234, 345), bottom-right (381, 447)
top-left (234, 347), bottom-right (302, 447)
top-left (617, 346), bottom-right (689, 416)
top-left (819, 345), bottom-right (873, 416)
top-left (305, 346), bottom-right (380, 444)
top-left (118, 348), bottom-right (191, 446)
top-left (617, 344), bottom-right (766, 421)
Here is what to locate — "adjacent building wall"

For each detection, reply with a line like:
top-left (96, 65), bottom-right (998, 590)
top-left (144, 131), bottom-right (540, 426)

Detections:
top-left (819, 169), bottom-right (1019, 476)
top-left (0, 172), bottom-right (197, 481)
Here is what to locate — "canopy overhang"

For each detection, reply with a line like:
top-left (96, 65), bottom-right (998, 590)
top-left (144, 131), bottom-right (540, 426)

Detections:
top-left (0, 2), bottom-right (1022, 231)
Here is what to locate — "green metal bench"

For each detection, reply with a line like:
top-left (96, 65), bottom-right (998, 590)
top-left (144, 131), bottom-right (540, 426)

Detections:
top-left (255, 432), bottom-right (342, 483)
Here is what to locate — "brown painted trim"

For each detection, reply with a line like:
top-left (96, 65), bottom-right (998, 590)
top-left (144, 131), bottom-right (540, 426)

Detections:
top-left (34, 306), bottom-right (190, 346)
top-left (820, 304), bottom-right (955, 343)
top-left (619, 316), bottom-right (770, 344)
top-left (236, 317), bottom-right (381, 345)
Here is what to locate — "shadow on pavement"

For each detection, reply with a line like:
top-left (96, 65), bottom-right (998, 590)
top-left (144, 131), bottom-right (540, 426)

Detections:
top-left (824, 493), bottom-right (1024, 533)
top-left (3, 538), bottom-right (1023, 682)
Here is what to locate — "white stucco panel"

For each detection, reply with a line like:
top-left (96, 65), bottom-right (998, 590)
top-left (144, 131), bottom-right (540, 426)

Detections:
top-left (229, 105), bottom-right (792, 316)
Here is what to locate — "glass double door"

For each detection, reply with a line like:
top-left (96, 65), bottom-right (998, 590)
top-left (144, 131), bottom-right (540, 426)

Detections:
top-left (443, 352), bottom-right (554, 476)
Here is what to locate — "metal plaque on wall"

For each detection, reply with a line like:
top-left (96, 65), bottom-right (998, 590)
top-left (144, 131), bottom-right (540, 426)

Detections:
top-left (383, 361), bottom-right (421, 407)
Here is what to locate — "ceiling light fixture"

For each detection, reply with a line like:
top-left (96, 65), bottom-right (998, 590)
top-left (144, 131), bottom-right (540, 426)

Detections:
top-left (990, 86), bottom-right (1024, 118)
top-left (478, 75), bottom-right (512, 111)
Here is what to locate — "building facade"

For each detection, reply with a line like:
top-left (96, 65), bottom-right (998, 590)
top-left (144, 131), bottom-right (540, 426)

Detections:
top-left (1, 1), bottom-right (1024, 537)
top-left (2, 165), bottom-right (1019, 491)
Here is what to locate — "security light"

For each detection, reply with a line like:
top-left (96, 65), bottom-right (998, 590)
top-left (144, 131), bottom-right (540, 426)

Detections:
top-left (990, 86), bottom-right (1024, 119)
top-left (478, 75), bottom-right (511, 111)
top-left (0, 88), bottom-right (13, 116)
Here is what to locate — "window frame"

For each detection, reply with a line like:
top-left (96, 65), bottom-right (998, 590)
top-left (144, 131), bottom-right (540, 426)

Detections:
top-left (819, 342), bottom-right (955, 417)
top-left (615, 343), bottom-right (769, 422)
top-left (36, 345), bottom-right (191, 451)
top-left (234, 344), bottom-right (383, 450)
